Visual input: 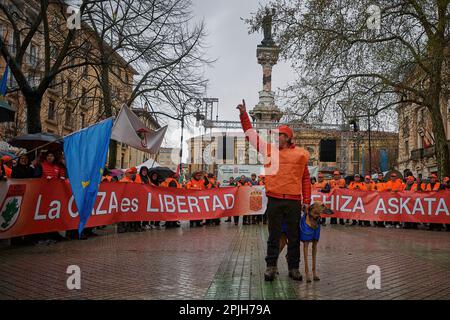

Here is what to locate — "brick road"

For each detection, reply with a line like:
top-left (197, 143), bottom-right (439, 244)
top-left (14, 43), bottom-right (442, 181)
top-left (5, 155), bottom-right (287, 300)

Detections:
top-left (0, 222), bottom-right (449, 300)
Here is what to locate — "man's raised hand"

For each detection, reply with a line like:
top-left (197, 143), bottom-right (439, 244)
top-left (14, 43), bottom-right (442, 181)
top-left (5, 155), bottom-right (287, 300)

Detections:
top-left (237, 99), bottom-right (246, 114)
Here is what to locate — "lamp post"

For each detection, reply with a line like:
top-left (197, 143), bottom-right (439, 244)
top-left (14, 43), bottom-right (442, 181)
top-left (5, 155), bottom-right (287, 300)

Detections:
top-left (179, 97), bottom-right (204, 178)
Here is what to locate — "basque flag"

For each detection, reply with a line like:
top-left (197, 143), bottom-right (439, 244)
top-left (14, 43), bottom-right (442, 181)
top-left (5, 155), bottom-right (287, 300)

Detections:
top-left (63, 118), bottom-right (113, 235)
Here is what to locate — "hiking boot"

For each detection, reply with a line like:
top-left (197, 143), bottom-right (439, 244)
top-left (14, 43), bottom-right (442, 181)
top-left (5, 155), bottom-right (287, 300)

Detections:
top-left (288, 269), bottom-right (303, 281)
top-left (264, 266), bottom-right (278, 281)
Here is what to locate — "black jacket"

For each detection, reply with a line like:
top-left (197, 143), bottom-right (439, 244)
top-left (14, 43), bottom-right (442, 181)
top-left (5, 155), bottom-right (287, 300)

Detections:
top-left (12, 164), bottom-right (35, 179)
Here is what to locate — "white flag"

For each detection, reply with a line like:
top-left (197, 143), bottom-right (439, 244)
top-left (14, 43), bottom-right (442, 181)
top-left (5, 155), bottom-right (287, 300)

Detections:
top-left (111, 105), bottom-right (167, 154)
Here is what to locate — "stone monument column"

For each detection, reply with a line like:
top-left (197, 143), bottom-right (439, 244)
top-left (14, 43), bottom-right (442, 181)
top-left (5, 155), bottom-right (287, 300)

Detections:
top-left (249, 8), bottom-right (283, 124)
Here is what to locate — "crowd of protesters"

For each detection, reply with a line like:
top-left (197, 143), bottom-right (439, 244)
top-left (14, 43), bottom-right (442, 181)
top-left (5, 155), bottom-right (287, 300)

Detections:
top-left (2, 150), bottom-right (449, 246)
top-left (313, 170), bottom-right (450, 231)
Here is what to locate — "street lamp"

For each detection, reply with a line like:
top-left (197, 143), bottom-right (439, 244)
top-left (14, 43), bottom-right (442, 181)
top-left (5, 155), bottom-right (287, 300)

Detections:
top-left (179, 97), bottom-right (204, 177)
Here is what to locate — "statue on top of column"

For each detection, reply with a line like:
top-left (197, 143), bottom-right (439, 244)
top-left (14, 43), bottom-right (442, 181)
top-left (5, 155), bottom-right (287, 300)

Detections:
top-left (261, 7), bottom-right (276, 47)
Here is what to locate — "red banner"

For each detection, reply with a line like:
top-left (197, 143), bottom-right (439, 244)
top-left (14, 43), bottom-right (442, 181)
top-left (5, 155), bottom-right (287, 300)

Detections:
top-left (312, 189), bottom-right (450, 224)
top-left (1, 179), bottom-right (449, 239)
top-left (0, 179), bottom-right (266, 239)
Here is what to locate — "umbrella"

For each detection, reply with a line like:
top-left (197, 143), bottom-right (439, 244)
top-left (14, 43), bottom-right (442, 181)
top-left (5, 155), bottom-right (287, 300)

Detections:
top-left (149, 166), bottom-right (175, 181)
top-left (0, 99), bottom-right (16, 123)
top-left (384, 170), bottom-right (403, 181)
top-left (9, 132), bottom-right (63, 151)
top-left (109, 169), bottom-right (124, 177)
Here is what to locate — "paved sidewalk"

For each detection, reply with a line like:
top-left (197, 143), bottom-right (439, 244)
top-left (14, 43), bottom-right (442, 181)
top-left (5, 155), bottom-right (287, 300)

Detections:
top-left (0, 222), bottom-right (449, 299)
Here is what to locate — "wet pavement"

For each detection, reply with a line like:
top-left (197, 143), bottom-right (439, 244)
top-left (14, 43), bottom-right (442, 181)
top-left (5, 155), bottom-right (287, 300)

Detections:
top-left (0, 221), bottom-right (449, 299)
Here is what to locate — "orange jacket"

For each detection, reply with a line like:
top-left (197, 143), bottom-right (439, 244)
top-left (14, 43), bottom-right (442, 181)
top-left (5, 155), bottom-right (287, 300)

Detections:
top-left (160, 177), bottom-right (181, 188)
top-left (330, 178), bottom-right (346, 189)
top-left (403, 183), bottom-right (418, 191)
top-left (424, 182), bottom-right (440, 191)
top-left (101, 176), bottom-right (112, 182)
top-left (3, 165), bottom-right (12, 178)
top-left (375, 182), bottom-right (385, 191)
top-left (364, 181), bottom-right (376, 191)
top-left (313, 180), bottom-right (328, 190)
top-left (237, 180), bottom-right (252, 187)
top-left (349, 181), bottom-right (367, 191)
top-left (119, 176), bottom-right (135, 183)
top-left (383, 179), bottom-right (404, 191)
top-left (240, 111), bottom-right (311, 203)
top-left (185, 178), bottom-right (206, 190)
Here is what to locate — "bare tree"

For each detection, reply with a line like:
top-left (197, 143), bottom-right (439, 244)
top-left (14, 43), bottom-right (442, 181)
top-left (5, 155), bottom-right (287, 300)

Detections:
top-left (246, 0), bottom-right (450, 176)
top-left (0, 0), bottom-right (91, 134)
top-left (83, 0), bottom-right (210, 168)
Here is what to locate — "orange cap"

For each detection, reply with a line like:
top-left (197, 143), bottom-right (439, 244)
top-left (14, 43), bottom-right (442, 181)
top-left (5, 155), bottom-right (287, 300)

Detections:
top-left (430, 173), bottom-right (438, 178)
top-left (333, 171), bottom-right (340, 175)
top-left (444, 177), bottom-right (450, 182)
top-left (364, 175), bottom-right (370, 179)
top-left (277, 125), bottom-right (293, 139)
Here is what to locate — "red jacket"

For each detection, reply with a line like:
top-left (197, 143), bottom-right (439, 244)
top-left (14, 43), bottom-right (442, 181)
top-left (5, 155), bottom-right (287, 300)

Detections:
top-left (41, 161), bottom-right (64, 179)
top-left (240, 111), bottom-right (311, 203)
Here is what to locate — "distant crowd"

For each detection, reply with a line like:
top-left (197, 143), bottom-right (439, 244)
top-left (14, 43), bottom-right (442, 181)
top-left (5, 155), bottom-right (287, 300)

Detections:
top-left (312, 170), bottom-right (450, 232)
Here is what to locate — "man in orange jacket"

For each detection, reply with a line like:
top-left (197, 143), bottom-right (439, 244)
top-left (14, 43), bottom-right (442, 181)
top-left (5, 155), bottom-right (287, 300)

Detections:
top-left (313, 173), bottom-right (328, 190)
top-left (329, 170), bottom-right (346, 225)
top-left (186, 171), bottom-right (208, 227)
top-left (363, 175), bottom-right (376, 191)
top-left (238, 100), bottom-right (310, 281)
top-left (383, 173), bottom-right (404, 191)
top-left (349, 174), bottom-right (367, 191)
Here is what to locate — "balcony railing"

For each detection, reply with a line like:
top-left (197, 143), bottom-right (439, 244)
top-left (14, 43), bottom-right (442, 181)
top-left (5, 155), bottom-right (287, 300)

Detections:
top-left (410, 148), bottom-right (424, 161)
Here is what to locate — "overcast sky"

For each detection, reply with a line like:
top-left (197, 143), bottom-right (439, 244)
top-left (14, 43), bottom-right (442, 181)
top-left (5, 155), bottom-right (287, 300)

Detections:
top-left (162, 0), bottom-right (296, 157)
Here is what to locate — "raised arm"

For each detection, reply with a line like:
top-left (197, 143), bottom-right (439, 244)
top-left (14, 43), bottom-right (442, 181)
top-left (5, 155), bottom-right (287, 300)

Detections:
top-left (237, 100), bottom-right (268, 156)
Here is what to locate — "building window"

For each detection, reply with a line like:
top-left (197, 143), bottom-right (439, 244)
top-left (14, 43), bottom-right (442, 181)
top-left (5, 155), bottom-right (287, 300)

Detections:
top-left (67, 79), bottom-right (73, 97)
top-left (81, 87), bottom-right (87, 105)
top-left (405, 140), bottom-right (409, 158)
top-left (80, 113), bottom-right (86, 128)
top-left (65, 107), bottom-right (72, 127)
top-left (82, 64), bottom-right (88, 79)
top-left (402, 116), bottom-right (409, 138)
top-left (48, 99), bottom-right (55, 120)
top-left (29, 43), bottom-right (37, 66)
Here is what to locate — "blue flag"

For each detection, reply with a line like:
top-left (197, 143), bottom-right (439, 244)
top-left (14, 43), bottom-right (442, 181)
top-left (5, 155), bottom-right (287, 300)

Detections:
top-left (0, 65), bottom-right (9, 96)
top-left (63, 118), bottom-right (113, 235)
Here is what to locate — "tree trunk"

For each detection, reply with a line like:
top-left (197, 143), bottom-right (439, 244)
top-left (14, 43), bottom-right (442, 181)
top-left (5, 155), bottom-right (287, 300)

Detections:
top-left (25, 92), bottom-right (43, 134)
top-left (428, 103), bottom-right (450, 179)
top-left (99, 61), bottom-right (117, 169)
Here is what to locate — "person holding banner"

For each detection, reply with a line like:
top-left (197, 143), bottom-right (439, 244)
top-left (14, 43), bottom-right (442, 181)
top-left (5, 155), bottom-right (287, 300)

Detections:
top-left (330, 171), bottom-right (346, 225)
top-left (186, 171), bottom-right (208, 227)
top-left (238, 100), bottom-right (310, 282)
top-left (383, 173), bottom-right (404, 228)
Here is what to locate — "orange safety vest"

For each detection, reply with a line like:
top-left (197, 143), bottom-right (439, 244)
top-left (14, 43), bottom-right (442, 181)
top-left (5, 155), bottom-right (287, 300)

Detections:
top-left (161, 177), bottom-right (181, 188)
top-left (383, 179), bottom-right (404, 191)
top-left (185, 178), bottom-right (206, 190)
top-left (364, 181), bottom-right (376, 191)
top-left (330, 178), bottom-right (346, 188)
top-left (349, 181), bottom-right (367, 191)
top-left (424, 182), bottom-right (440, 191)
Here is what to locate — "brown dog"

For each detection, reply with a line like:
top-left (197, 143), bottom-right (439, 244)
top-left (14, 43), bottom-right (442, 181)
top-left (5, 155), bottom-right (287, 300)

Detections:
top-left (302, 202), bottom-right (333, 282)
top-left (279, 201), bottom-right (334, 281)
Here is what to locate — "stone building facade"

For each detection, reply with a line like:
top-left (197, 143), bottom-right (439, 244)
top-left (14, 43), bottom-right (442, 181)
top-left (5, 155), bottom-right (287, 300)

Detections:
top-left (0, 0), bottom-right (159, 168)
